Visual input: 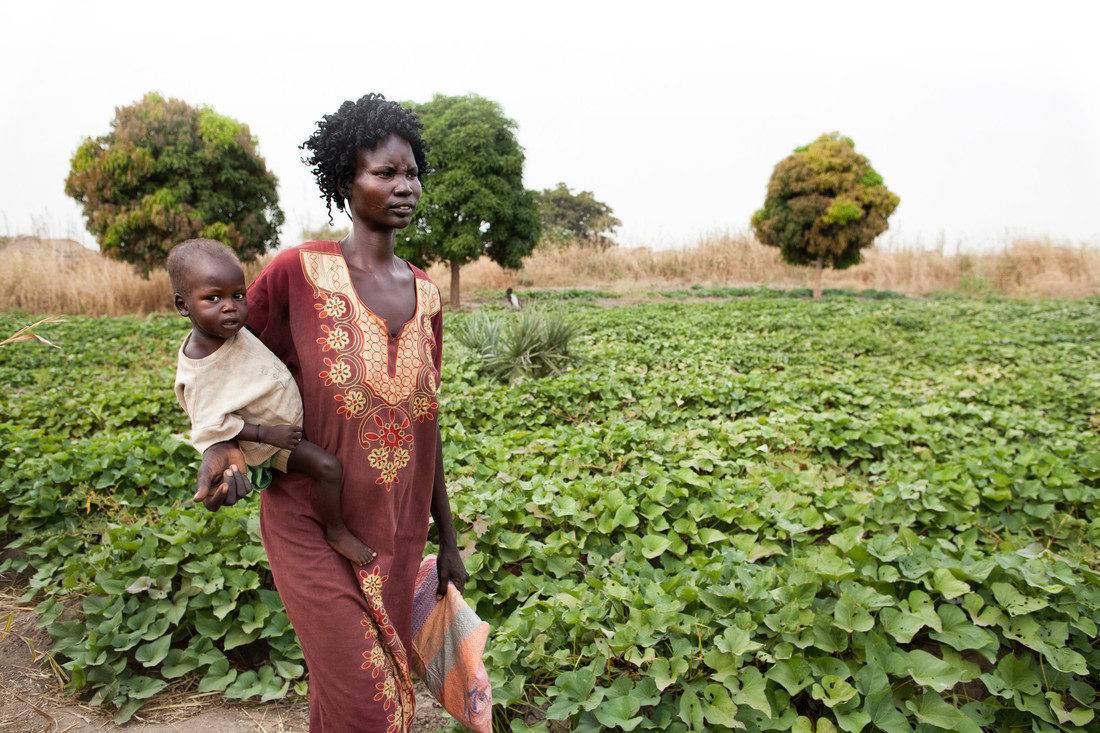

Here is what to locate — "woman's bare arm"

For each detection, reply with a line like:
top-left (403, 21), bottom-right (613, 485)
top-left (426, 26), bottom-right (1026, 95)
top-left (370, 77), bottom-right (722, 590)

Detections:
top-left (431, 423), bottom-right (468, 597)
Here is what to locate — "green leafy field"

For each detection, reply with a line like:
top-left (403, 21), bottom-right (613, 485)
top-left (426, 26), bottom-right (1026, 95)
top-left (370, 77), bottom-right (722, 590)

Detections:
top-left (1, 294), bottom-right (1098, 731)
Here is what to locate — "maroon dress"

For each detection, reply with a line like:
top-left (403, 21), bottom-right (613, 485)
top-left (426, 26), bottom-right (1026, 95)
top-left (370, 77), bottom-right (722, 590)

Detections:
top-left (246, 241), bottom-right (442, 732)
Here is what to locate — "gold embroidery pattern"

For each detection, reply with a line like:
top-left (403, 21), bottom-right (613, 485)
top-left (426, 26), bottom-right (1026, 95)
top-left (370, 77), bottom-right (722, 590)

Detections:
top-left (301, 249), bottom-right (440, 493)
top-left (318, 324), bottom-right (350, 351)
top-left (363, 409), bottom-right (413, 490)
top-left (337, 388), bottom-right (368, 418)
top-left (412, 394), bottom-right (436, 422)
top-left (302, 251), bottom-right (438, 405)
top-left (357, 567), bottom-right (415, 732)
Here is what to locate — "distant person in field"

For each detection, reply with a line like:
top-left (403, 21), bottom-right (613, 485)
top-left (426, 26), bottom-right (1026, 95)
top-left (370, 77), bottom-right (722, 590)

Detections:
top-left (169, 238), bottom-right (375, 565)
top-left (506, 287), bottom-right (521, 310)
top-left (190, 93), bottom-right (468, 731)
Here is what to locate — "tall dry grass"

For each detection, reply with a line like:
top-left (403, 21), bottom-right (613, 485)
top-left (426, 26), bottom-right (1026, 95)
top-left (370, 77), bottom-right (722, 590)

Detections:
top-left (0, 244), bottom-right (271, 317)
top-left (2, 233), bottom-right (1096, 316)
top-left (429, 232), bottom-right (1100, 301)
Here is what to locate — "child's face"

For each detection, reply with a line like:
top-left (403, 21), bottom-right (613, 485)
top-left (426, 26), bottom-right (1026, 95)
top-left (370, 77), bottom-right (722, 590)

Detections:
top-left (174, 256), bottom-right (248, 341)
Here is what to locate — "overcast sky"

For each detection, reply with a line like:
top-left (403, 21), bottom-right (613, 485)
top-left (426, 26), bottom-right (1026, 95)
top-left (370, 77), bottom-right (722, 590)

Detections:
top-left (2, 1), bottom-right (1098, 252)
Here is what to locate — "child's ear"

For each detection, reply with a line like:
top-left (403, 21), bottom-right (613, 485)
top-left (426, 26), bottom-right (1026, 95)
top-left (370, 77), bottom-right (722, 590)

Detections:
top-left (174, 293), bottom-right (189, 317)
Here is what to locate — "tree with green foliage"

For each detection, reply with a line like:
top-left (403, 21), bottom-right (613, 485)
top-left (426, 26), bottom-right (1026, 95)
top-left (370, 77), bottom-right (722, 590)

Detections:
top-left (65, 92), bottom-right (284, 274)
top-left (752, 133), bottom-right (899, 299)
top-left (534, 182), bottom-right (621, 249)
top-left (397, 93), bottom-right (540, 306)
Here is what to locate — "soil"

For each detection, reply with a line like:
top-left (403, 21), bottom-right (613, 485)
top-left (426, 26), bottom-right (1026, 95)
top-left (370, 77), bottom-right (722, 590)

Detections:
top-left (0, 576), bottom-right (451, 732)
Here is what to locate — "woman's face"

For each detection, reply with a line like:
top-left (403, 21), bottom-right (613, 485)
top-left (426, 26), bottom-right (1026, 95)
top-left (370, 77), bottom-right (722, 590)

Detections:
top-left (347, 133), bottom-right (421, 230)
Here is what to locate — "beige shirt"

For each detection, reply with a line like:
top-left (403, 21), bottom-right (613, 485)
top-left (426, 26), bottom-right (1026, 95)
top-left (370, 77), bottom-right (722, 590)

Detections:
top-left (174, 328), bottom-right (304, 466)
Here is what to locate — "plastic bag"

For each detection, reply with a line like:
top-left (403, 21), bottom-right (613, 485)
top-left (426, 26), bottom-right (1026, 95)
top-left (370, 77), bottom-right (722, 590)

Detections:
top-left (410, 555), bottom-right (492, 733)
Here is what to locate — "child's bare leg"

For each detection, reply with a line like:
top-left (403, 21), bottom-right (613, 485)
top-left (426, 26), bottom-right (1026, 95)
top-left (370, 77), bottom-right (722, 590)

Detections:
top-left (286, 441), bottom-right (375, 565)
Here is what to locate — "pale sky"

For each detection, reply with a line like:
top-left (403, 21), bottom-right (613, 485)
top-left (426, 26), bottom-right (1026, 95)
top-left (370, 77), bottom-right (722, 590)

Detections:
top-left (2, 1), bottom-right (1098, 253)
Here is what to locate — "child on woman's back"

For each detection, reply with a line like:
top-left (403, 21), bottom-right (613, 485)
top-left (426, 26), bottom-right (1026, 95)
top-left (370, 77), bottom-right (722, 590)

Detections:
top-left (169, 238), bottom-right (374, 565)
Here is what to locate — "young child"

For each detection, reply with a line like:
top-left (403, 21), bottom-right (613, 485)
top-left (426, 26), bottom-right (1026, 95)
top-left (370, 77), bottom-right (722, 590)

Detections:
top-left (169, 238), bottom-right (374, 565)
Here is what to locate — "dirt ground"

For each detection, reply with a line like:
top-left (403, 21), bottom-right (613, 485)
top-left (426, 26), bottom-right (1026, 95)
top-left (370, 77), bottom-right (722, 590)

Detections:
top-left (0, 584), bottom-right (452, 732)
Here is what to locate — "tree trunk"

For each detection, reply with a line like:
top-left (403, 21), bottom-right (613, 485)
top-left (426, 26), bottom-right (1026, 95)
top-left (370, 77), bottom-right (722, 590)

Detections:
top-left (813, 255), bottom-right (824, 300)
top-left (450, 260), bottom-right (461, 308)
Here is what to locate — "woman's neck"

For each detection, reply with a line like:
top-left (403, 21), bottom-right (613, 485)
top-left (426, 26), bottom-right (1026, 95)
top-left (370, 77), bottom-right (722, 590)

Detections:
top-left (340, 224), bottom-right (399, 273)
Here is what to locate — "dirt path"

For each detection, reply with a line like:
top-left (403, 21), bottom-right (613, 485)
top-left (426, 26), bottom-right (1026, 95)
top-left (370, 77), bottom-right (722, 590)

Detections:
top-left (0, 586), bottom-right (451, 732)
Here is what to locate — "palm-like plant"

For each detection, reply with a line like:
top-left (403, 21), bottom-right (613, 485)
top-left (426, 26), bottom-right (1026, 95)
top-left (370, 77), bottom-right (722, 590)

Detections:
top-left (452, 308), bottom-right (581, 381)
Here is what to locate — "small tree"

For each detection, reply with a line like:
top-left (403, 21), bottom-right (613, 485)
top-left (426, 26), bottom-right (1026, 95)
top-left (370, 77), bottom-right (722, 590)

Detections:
top-left (65, 92), bottom-right (284, 274)
top-left (535, 182), bottom-right (621, 249)
top-left (398, 94), bottom-right (540, 307)
top-left (752, 133), bottom-right (899, 299)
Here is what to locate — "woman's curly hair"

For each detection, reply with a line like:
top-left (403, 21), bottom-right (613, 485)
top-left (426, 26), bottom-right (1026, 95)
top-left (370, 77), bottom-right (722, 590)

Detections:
top-left (300, 93), bottom-right (431, 221)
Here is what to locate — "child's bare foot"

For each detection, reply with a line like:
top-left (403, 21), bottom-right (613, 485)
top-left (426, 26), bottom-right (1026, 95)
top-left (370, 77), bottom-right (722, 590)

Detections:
top-left (326, 525), bottom-right (376, 565)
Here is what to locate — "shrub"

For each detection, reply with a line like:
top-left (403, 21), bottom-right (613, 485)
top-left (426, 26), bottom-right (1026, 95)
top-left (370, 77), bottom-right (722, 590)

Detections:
top-left (451, 308), bottom-right (582, 381)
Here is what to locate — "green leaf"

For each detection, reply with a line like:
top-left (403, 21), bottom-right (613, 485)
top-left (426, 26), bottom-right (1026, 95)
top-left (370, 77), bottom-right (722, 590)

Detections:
top-left (864, 689), bottom-right (912, 732)
top-left (904, 650), bottom-right (964, 693)
top-left (732, 666), bottom-right (772, 717)
top-left (767, 658), bottom-right (813, 695)
top-left (904, 693), bottom-right (980, 733)
top-left (223, 624), bottom-right (259, 650)
top-left (929, 604), bottom-right (995, 651)
top-left (640, 534), bottom-right (671, 558)
top-left (697, 527), bottom-right (725, 545)
top-left (703, 650), bottom-right (741, 684)
top-left (827, 526), bottom-right (864, 554)
top-left (991, 582), bottom-right (1048, 616)
top-left (833, 705), bottom-right (870, 733)
top-left (715, 626), bottom-right (763, 656)
top-left (678, 686), bottom-right (704, 729)
top-left (929, 568), bottom-right (970, 599)
top-left (547, 668), bottom-right (596, 720)
top-left (194, 612), bottom-right (231, 639)
top-left (805, 550), bottom-right (856, 582)
top-left (880, 591), bottom-right (940, 643)
top-left (648, 659), bottom-right (676, 692)
top-left (273, 658), bottom-right (305, 680)
top-left (834, 594), bottom-right (874, 633)
top-left (256, 666), bottom-right (289, 703)
top-left (134, 635), bottom-right (172, 667)
top-left (1047, 692), bottom-right (1095, 726)
top-left (113, 697), bottom-right (144, 724)
top-left (702, 683), bottom-right (740, 727)
top-left (593, 693), bottom-right (644, 731)
top-left (225, 670), bottom-right (262, 699)
top-left (612, 503), bottom-right (638, 528)
top-left (161, 648), bottom-right (200, 678)
top-left (1042, 645), bottom-right (1088, 676)
top-left (197, 658), bottom-right (237, 693)
top-left (123, 675), bottom-right (169, 700)
top-left (980, 653), bottom-right (1040, 698)
top-left (811, 675), bottom-right (857, 708)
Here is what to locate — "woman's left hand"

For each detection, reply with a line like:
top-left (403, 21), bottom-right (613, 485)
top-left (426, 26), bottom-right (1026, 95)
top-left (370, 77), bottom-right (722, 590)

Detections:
top-left (436, 544), bottom-right (469, 599)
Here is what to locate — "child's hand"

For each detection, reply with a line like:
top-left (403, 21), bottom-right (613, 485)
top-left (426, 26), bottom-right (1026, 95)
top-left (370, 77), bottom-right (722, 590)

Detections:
top-left (264, 424), bottom-right (303, 450)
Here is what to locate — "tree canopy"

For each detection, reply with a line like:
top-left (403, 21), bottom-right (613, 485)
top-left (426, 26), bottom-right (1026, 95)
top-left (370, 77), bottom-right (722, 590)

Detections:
top-left (751, 132), bottom-right (899, 298)
top-left (534, 183), bottom-right (621, 249)
top-left (65, 92), bottom-right (284, 274)
top-left (397, 93), bottom-right (540, 306)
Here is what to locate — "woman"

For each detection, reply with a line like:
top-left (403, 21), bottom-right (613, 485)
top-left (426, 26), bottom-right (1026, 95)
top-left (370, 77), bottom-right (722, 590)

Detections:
top-left (193, 93), bottom-right (468, 732)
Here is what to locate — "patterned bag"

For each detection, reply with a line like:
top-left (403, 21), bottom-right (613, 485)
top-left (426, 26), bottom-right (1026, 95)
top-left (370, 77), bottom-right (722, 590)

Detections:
top-left (410, 555), bottom-right (492, 733)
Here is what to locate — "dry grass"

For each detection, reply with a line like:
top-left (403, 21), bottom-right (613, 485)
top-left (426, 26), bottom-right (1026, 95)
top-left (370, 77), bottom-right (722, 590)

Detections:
top-left (429, 232), bottom-right (1100, 301)
top-left (0, 241), bottom-right (270, 317)
top-left (2, 233), bottom-right (1096, 317)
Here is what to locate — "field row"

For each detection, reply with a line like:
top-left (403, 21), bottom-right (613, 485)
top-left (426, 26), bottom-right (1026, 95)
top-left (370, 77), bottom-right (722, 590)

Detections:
top-left (1, 296), bottom-right (1098, 730)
